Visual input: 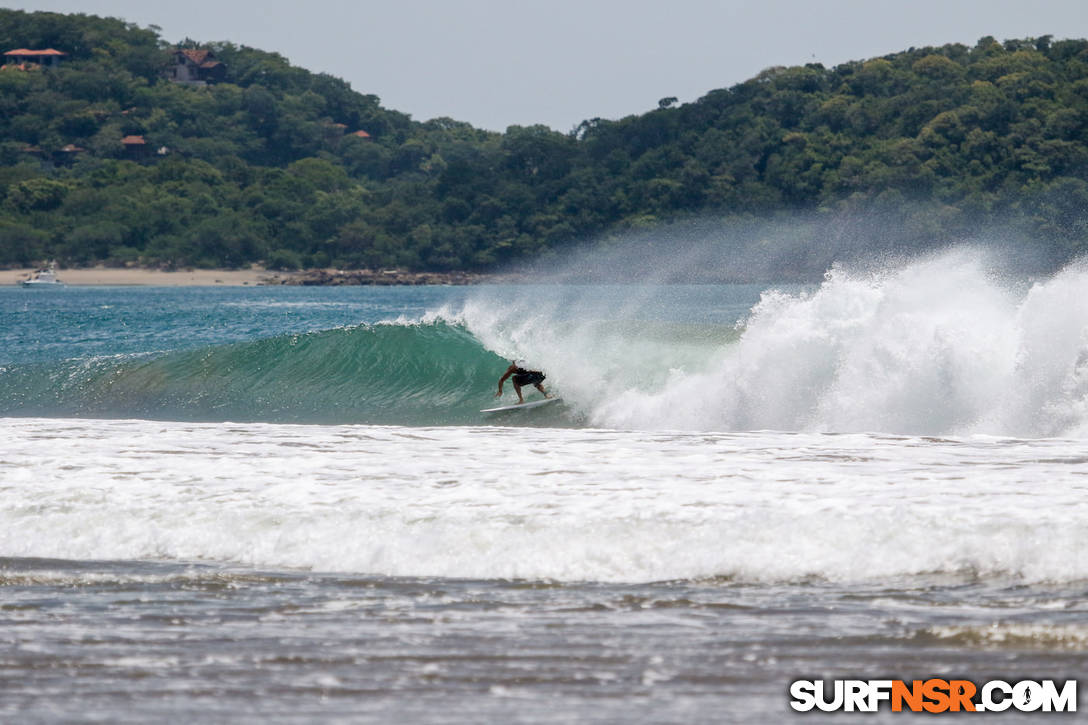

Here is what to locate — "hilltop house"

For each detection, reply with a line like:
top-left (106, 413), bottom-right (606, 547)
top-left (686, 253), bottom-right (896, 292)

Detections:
top-left (3, 48), bottom-right (67, 67)
top-left (19, 143), bottom-right (85, 170)
top-left (121, 134), bottom-right (148, 158)
top-left (166, 48), bottom-right (226, 85)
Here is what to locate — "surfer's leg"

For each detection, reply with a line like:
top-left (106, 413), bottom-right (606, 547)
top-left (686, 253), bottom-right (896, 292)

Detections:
top-left (513, 382), bottom-right (525, 403)
top-left (534, 383), bottom-right (550, 398)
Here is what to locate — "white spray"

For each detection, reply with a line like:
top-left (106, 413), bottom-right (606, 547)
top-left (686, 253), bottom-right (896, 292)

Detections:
top-left (460, 249), bottom-right (1088, 437)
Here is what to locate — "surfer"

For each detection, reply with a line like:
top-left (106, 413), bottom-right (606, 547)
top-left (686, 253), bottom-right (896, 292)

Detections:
top-left (496, 360), bottom-right (550, 404)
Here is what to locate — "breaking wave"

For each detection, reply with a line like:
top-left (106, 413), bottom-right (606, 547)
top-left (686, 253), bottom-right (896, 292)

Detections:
top-left (3, 249), bottom-right (1088, 436)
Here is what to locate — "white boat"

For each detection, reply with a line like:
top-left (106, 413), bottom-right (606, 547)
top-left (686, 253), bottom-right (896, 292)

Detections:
top-left (21, 263), bottom-right (64, 287)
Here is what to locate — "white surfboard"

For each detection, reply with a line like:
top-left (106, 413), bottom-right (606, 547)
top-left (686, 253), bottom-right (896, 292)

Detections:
top-left (480, 398), bottom-right (561, 413)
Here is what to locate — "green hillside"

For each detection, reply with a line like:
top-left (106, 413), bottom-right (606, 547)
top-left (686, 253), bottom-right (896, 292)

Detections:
top-left (2, 9), bottom-right (1087, 275)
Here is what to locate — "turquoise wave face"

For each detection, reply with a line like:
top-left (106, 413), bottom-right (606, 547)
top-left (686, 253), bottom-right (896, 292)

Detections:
top-left (0, 321), bottom-right (569, 426)
top-left (0, 284), bottom-right (757, 429)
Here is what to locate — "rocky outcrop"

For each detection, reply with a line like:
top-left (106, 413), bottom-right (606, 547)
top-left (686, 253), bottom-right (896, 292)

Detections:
top-left (261, 269), bottom-right (491, 286)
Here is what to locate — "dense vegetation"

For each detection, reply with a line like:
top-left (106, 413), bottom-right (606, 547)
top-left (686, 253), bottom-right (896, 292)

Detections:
top-left (2, 9), bottom-right (1088, 275)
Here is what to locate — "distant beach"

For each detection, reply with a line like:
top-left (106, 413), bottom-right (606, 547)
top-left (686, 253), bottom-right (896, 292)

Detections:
top-left (3, 267), bottom-right (273, 286)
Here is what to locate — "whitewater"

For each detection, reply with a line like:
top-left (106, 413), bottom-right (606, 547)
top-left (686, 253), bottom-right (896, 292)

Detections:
top-left (464, 248), bottom-right (1088, 437)
top-left (4, 418), bottom-right (1087, 584)
top-left (2, 249), bottom-right (1087, 722)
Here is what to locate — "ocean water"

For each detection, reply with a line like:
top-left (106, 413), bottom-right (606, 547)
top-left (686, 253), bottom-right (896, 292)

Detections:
top-left (2, 249), bottom-right (1087, 722)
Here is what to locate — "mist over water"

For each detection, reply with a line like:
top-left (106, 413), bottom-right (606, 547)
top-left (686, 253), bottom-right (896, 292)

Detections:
top-left (513, 212), bottom-right (1063, 285)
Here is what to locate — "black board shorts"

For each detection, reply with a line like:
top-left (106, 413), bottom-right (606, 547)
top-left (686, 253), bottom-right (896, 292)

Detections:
top-left (513, 371), bottom-right (545, 386)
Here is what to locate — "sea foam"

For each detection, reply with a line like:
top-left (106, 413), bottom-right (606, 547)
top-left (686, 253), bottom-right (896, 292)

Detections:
top-left (3, 417), bottom-right (1087, 584)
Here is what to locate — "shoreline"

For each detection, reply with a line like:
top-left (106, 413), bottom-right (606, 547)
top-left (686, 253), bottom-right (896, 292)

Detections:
top-left (2, 266), bottom-right (797, 287)
top-left (1, 267), bottom-right (504, 287)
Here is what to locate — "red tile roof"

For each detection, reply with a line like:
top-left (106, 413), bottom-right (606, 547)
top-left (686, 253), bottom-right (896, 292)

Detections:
top-left (121, 135), bottom-right (146, 145)
top-left (4, 48), bottom-right (67, 56)
top-left (351, 130), bottom-right (372, 138)
top-left (177, 49), bottom-right (214, 65)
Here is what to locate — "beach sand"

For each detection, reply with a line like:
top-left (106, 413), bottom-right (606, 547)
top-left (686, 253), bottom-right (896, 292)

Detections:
top-left (2, 267), bottom-right (284, 286)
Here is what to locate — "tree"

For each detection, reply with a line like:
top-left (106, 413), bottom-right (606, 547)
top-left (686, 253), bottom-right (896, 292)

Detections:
top-left (4, 7), bottom-right (1088, 276)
